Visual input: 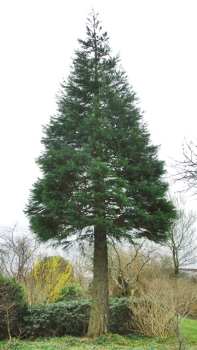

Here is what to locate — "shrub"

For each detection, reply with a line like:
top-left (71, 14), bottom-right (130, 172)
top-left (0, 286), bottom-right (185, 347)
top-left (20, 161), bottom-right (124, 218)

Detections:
top-left (23, 300), bottom-right (91, 338)
top-left (110, 298), bottom-right (135, 334)
top-left (23, 298), bottom-right (135, 338)
top-left (56, 283), bottom-right (88, 301)
top-left (130, 297), bottom-right (176, 338)
top-left (129, 277), bottom-right (197, 339)
top-left (0, 274), bottom-right (28, 340)
top-left (25, 256), bottom-right (72, 305)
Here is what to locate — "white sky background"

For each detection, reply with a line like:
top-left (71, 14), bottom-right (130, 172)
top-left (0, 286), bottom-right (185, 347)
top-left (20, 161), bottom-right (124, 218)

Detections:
top-left (0, 0), bottom-right (197, 231)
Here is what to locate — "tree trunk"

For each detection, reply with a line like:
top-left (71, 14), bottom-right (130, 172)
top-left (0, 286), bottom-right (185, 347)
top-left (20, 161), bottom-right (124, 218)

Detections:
top-left (172, 247), bottom-right (179, 277)
top-left (87, 225), bottom-right (109, 336)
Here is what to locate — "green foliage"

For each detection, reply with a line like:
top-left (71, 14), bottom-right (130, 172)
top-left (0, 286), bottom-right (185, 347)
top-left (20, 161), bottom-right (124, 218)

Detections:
top-left (23, 300), bottom-right (91, 338)
top-left (1, 322), bottom-right (197, 350)
top-left (56, 283), bottom-right (88, 301)
top-left (25, 11), bottom-right (176, 247)
top-left (109, 298), bottom-right (135, 335)
top-left (22, 298), bottom-right (135, 338)
top-left (0, 275), bottom-right (28, 340)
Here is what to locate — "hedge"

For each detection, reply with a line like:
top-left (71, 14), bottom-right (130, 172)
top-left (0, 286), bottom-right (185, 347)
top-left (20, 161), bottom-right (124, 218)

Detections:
top-left (23, 298), bottom-right (135, 338)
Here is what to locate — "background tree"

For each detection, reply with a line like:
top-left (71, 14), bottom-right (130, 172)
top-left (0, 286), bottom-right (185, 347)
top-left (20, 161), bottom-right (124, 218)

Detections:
top-left (0, 225), bottom-right (39, 284)
top-left (108, 239), bottom-right (156, 297)
top-left (69, 246), bottom-right (93, 294)
top-left (174, 139), bottom-right (197, 193)
top-left (25, 11), bottom-right (176, 335)
top-left (163, 195), bottom-right (197, 276)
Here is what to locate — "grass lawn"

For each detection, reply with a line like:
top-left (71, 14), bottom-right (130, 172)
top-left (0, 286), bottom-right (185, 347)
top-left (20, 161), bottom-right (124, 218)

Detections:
top-left (180, 318), bottom-right (197, 344)
top-left (0, 319), bottom-right (197, 350)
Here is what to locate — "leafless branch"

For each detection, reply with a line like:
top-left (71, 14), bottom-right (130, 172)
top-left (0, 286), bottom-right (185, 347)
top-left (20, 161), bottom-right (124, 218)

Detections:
top-left (172, 139), bottom-right (197, 194)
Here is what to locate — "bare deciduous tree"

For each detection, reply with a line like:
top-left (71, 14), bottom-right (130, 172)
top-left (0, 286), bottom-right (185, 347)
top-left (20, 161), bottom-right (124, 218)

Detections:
top-left (164, 195), bottom-right (197, 276)
top-left (0, 224), bottom-right (39, 283)
top-left (108, 239), bottom-right (156, 297)
top-left (174, 139), bottom-right (197, 193)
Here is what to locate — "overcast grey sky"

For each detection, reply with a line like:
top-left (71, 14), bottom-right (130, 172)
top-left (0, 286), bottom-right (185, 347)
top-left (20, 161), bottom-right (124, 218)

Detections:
top-left (0, 0), bottom-right (197, 230)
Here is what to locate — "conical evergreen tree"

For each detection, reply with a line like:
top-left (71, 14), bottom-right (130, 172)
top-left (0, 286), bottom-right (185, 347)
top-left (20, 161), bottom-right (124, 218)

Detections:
top-left (25, 11), bottom-right (176, 336)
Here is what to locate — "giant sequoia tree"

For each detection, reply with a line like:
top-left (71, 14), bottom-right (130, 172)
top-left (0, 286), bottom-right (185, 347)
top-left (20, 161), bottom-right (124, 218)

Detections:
top-left (25, 12), bottom-right (176, 336)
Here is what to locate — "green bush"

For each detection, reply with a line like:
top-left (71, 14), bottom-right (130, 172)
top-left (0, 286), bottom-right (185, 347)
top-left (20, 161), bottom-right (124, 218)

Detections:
top-left (56, 283), bottom-right (88, 301)
top-left (23, 298), bottom-right (135, 338)
top-left (23, 300), bottom-right (91, 338)
top-left (0, 274), bottom-right (28, 340)
top-left (110, 298), bottom-right (135, 334)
